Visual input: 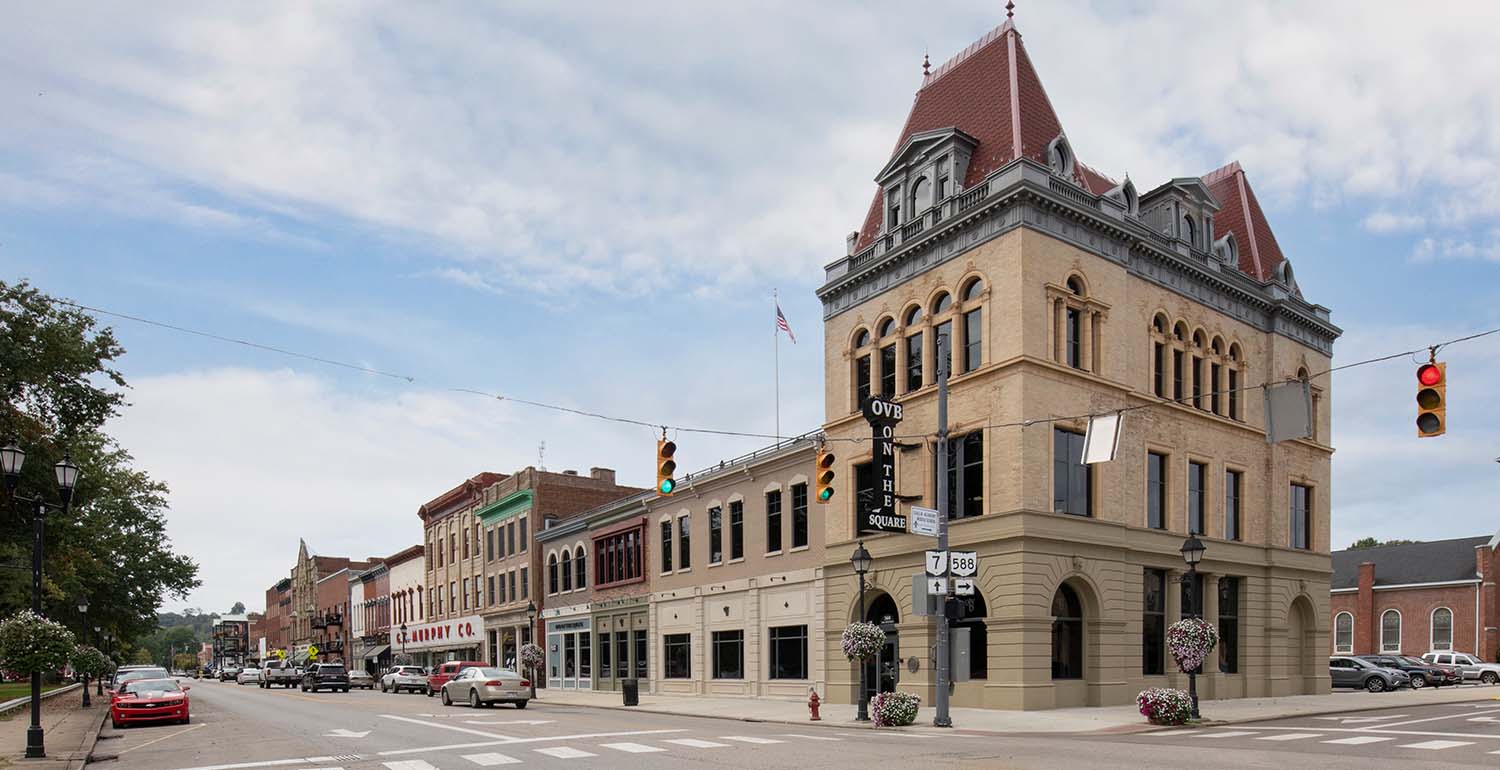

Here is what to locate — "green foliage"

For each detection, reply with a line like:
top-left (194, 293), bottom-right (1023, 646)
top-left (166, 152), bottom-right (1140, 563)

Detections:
top-left (0, 280), bottom-right (200, 649)
top-left (172, 653), bottom-right (199, 672)
top-left (71, 644), bottom-right (108, 676)
top-left (0, 610), bottom-right (77, 674)
top-left (1348, 537), bottom-right (1420, 550)
top-left (229, 602), bottom-right (246, 615)
top-left (130, 648), bottom-right (155, 665)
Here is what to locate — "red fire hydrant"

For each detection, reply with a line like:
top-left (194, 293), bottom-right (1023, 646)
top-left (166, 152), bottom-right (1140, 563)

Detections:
top-left (807, 688), bottom-right (822, 721)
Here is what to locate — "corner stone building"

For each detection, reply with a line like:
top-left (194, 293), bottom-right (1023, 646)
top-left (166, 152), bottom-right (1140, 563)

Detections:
top-left (817, 19), bottom-right (1341, 709)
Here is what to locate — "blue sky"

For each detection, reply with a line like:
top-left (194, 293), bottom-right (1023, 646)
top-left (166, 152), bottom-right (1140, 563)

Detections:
top-left (2, 1), bottom-right (1497, 614)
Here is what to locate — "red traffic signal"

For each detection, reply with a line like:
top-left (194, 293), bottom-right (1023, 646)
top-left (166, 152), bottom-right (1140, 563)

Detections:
top-left (1415, 362), bottom-right (1446, 438)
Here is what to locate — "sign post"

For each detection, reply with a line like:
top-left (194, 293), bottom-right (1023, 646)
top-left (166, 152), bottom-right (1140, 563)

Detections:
top-left (859, 396), bottom-right (907, 534)
top-left (933, 338), bottom-right (952, 728)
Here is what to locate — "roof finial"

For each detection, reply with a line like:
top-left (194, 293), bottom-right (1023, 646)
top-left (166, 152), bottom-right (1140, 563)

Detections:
top-left (1006, 1), bottom-right (1016, 20)
top-left (922, 50), bottom-right (931, 76)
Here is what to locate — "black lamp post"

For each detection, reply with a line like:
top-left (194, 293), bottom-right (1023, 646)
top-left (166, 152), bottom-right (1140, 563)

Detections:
top-left (1179, 535), bottom-right (1206, 720)
top-left (2, 439), bottom-right (81, 759)
top-left (94, 627), bottom-right (104, 695)
top-left (850, 541), bottom-right (872, 722)
top-left (525, 601), bottom-right (537, 699)
top-left (77, 595), bottom-right (91, 707)
top-left (399, 623), bottom-right (409, 665)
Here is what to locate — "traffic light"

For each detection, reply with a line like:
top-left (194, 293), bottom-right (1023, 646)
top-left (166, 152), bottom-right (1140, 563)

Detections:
top-left (656, 439), bottom-right (677, 495)
top-left (815, 446), bottom-right (835, 503)
top-left (1415, 361), bottom-right (1446, 437)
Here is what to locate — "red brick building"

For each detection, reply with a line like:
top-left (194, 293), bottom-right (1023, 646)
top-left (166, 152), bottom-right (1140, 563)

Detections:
top-left (1330, 533), bottom-right (1499, 659)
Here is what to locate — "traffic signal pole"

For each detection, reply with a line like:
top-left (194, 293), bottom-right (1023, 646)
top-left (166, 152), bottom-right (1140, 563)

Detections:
top-left (933, 340), bottom-right (952, 728)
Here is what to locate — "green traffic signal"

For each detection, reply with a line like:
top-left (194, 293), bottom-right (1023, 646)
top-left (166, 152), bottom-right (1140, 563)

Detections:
top-left (659, 478), bottom-right (675, 494)
top-left (818, 487), bottom-right (833, 502)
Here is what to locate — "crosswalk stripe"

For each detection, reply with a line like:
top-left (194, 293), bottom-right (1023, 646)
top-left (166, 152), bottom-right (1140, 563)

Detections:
top-left (533, 747), bottom-right (596, 759)
top-left (1322, 736), bottom-right (1392, 745)
top-left (599, 742), bottom-right (664, 753)
top-left (664, 738), bottom-right (730, 749)
top-left (384, 762), bottom-right (440, 770)
top-left (721, 736), bottom-right (784, 744)
top-left (1399, 740), bottom-right (1474, 750)
top-left (1255, 733), bottom-right (1322, 741)
top-left (780, 733), bottom-right (842, 741)
top-left (461, 753), bottom-right (522, 766)
top-left (1189, 731), bottom-right (1255, 739)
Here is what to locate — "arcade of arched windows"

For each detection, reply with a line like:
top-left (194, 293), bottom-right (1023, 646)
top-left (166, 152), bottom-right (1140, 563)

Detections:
top-left (1150, 312), bottom-right (1244, 421)
top-left (846, 273), bottom-right (990, 412)
top-left (1045, 274), bottom-right (1108, 374)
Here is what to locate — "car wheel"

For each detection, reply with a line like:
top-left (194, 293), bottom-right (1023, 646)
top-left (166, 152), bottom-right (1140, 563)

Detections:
top-left (1410, 674), bottom-right (1427, 689)
top-left (515, 700), bottom-right (528, 710)
top-left (1483, 672), bottom-right (1499, 685)
top-left (111, 717), bottom-right (123, 729)
top-left (469, 689), bottom-right (481, 708)
top-left (1365, 677), bottom-right (1387, 693)
top-left (441, 688), bottom-right (452, 706)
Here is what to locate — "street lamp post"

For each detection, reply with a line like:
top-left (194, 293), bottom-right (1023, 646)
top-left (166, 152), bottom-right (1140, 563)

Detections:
top-left (399, 623), bottom-right (408, 665)
top-left (525, 602), bottom-right (537, 699)
top-left (2, 438), bottom-right (81, 759)
top-left (94, 627), bottom-right (104, 695)
top-left (1179, 535), bottom-right (1206, 721)
top-left (77, 595), bottom-right (91, 707)
top-left (850, 541), bottom-right (872, 723)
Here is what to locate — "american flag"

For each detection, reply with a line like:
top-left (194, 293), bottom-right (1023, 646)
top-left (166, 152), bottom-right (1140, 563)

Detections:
top-left (776, 303), bottom-right (796, 344)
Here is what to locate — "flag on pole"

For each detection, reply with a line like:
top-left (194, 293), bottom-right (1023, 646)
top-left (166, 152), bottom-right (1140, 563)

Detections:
top-left (776, 303), bottom-right (796, 344)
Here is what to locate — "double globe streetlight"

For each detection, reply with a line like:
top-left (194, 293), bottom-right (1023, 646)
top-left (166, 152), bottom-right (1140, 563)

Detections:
top-left (1, 438), bottom-right (81, 759)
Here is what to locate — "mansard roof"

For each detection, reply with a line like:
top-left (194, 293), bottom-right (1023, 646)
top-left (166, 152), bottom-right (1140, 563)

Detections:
top-left (1202, 161), bottom-right (1287, 283)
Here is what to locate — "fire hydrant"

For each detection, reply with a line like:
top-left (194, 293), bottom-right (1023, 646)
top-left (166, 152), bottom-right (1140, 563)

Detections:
top-left (807, 688), bottom-right (822, 721)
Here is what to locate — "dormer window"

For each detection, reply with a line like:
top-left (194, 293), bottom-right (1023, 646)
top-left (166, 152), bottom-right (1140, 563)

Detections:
top-left (1047, 135), bottom-right (1075, 177)
top-left (887, 187), bottom-right (902, 228)
top-left (911, 177), bottom-right (930, 214)
top-left (1181, 214), bottom-right (1197, 249)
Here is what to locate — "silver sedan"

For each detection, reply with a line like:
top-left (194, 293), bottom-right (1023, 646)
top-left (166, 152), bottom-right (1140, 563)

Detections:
top-left (439, 666), bottom-right (530, 709)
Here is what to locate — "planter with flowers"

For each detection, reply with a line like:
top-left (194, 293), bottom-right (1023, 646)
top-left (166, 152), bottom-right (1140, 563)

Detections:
top-left (519, 643), bottom-right (544, 674)
top-left (841, 622), bottom-right (884, 662)
top-left (1166, 618), bottom-right (1218, 673)
top-left (1136, 687), bottom-right (1193, 726)
top-left (870, 690), bottom-right (920, 727)
top-left (0, 610), bottom-right (77, 679)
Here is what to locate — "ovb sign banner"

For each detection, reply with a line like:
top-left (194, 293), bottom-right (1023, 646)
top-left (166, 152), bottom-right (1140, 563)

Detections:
top-left (859, 395), bottom-right (907, 534)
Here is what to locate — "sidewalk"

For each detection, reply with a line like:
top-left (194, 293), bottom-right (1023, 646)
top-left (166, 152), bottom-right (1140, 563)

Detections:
top-left (533, 683), bottom-right (1500, 735)
top-left (0, 689), bottom-right (106, 770)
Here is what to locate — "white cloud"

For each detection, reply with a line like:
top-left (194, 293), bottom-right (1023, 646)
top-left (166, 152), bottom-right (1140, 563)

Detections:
top-left (1362, 211), bottom-right (1426, 234)
top-left (1411, 233), bottom-right (1500, 263)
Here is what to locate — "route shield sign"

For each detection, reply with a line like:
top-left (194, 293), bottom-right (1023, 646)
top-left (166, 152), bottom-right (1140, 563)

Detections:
top-left (949, 550), bottom-right (978, 577)
top-left (925, 550), bottom-right (949, 577)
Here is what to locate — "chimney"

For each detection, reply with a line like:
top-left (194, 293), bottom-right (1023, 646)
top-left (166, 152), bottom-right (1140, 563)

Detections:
top-left (1356, 562), bottom-right (1376, 655)
top-left (562, 469), bottom-right (579, 476)
top-left (590, 467), bottom-right (616, 484)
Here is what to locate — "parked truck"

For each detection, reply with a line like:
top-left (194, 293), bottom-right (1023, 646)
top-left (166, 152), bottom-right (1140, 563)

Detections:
top-left (260, 659), bottom-right (302, 689)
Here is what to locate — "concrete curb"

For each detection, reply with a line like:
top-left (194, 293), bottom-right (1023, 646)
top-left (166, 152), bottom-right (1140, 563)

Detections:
top-left (71, 708), bottom-right (107, 770)
top-left (0, 683), bottom-right (83, 717)
top-left (1138, 691), bottom-right (1500, 734)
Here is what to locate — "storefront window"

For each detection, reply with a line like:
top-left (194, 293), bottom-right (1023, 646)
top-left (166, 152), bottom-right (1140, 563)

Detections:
top-left (615, 633), bottom-right (628, 679)
top-left (598, 632), bottom-right (610, 675)
top-left (664, 634), bottom-right (691, 678)
top-left (768, 625), bottom-right (808, 680)
top-left (634, 630), bottom-right (648, 680)
top-left (578, 632), bottom-right (591, 679)
top-left (712, 630), bottom-right (744, 679)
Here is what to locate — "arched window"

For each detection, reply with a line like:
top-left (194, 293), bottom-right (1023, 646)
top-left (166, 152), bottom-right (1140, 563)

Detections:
top-left (575, 546), bottom-right (587, 590)
top-left (1066, 276), bottom-right (1084, 296)
top-left (952, 593), bottom-right (988, 679)
top-left (1182, 214), bottom-right (1196, 248)
top-left (560, 549), bottom-right (573, 592)
top-left (911, 176), bottom-right (930, 213)
top-left (904, 306), bottom-right (924, 391)
top-left (854, 329), bottom-right (870, 348)
top-left (1431, 608), bottom-right (1453, 651)
top-left (1051, 584), bottom-right (1084, 679)
top-left (963, 278), bottom-right (984, 303)
top-left (547, 553), bottom-right (559, 595)
top-left (961, 280), bottom-right (983, 373)
top-left (932, 292), bottom-right (952, 315)
top-left (1151, 314), bottom-right (1169, 397)
top-left (903, 305), bottom-right (922, 327)
top-left (878, 318), bottom-right (896, 338)
top-left (1333, 611), bottom-right (1353, 653)
top-left (1227, 343), bottom-right (1244, 420)
top-left (1380, 609), bottom-right (1402, 653)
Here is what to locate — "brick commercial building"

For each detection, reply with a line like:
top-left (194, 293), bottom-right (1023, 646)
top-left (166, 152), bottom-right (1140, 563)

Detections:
top-left (817, 16), bottom-right (1339, 709)
top-left (259, 578), bottom-right (291, 660)
top-left (1330, 534), bottom-right (1500, 659)
top-left (212, 614), bottom-right (250, 670)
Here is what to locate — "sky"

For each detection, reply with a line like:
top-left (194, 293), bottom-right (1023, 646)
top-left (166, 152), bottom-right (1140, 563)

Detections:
top-left (1, 0), bottom-right (1497, 615)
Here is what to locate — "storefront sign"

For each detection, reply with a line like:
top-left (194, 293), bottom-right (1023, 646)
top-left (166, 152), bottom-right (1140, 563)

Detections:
top-left (860, 395), bottom-right (907, 534)
top-left (548, 619), bottom-right (590, 633)
top-left (402, 614), bottom-right (486, 651)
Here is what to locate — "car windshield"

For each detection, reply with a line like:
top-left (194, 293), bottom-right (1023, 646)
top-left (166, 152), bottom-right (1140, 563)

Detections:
top-left (123, 679), bottom-right (181, 695)
top-left (397, 667), bottom-right (422, 674)
top-left (242, 667), bottom-right (259, 672)
top-left (118, 668), bottom-right (169, 683)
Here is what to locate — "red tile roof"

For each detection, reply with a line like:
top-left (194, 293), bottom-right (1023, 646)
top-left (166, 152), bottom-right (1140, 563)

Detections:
top-left (1201, 161), bottom-right (1287, 282)
top-left (853, 21), bottom-right (1095, 252)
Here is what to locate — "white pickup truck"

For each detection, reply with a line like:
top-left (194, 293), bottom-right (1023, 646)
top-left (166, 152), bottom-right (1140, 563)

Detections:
top-left (259, 659), bottom-right (302, 689)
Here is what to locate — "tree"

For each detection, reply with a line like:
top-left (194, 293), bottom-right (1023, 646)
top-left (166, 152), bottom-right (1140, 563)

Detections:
top-left (130, 648), bottom-right (154, 665)
top-left (230, 602), bottom-right (246, 615)
top-left (1348, 537), bottom-right (1420, 550)
top-left (171, 653), bottom-right (199, 673)
top-left (0, 280), bottom-right (200, 647)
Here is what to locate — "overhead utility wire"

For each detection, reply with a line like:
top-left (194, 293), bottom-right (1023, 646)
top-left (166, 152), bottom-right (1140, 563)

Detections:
top-left (49, 298), bottom-right (1500, 446)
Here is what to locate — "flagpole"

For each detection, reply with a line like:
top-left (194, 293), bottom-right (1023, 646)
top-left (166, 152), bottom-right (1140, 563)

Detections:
top-left (774, 287), bottom-right (781, 442)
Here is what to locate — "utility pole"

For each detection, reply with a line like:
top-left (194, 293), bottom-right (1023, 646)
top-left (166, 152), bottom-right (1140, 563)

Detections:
top-left (933, 338), bottom-right (952, 728)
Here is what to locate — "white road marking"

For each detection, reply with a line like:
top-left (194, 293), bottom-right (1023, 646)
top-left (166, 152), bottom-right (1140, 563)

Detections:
top-left (1363, 707), bottom-right (1500, 730)
top-left (1255, 733), bottom-right (1322, 741)
top-left (1313, 714), bottom-right (1407, 724)
top-left (780, 733), bottom-right (842, 741)
top-left (1188, 731), bottom-right (1256, 739)
top-left (600, 742), bottom-right (665, 753)
top-left (461, 754), bottom-right (521, 766)
top-left (1323, 736), bottom-right (1393, 745)
top-left (462, 720), bottom-right (554, 726)
top-left (721, 736), bottom-right (784, 744)
top-left (1399, 740), bottom-right (1474, 750)
top-left (379, 714), bottom-right (513, 740)
top-left (115, 723), bottom-right (207, 755)
top-left (166, 758), bottom-right (358, 770)
top-left (384, 762), bottom-right (441, 770)
top-left (534, 747), bottom-right (596, 759)
top-left (375, 729), bottom-right (687, 758)
top-left (1469, 716), bottom-right (1500, 723)
top-left (323, 729), bottom-right (370, 738)
top-left (664, 738), bottom-right (730, 748)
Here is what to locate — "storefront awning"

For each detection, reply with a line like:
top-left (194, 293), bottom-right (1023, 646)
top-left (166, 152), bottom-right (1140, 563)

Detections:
top-left (363, 644), bottom-right (390, 660)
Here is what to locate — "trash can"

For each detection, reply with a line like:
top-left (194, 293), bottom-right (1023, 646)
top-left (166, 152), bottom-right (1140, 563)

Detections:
top-left (622, 678), bottom-right (639, 706)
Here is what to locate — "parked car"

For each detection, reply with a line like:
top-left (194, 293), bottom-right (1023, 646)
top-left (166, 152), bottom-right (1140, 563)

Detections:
top-left (426, 661), bottom-right (487, 697)
top-left (300, 663), bottom-right (350, 693)
top-left (439, 666), bottom-right (530, 709)
top-left (1422, 651), bottom-right (1500, 684)
top-left (235, 667), bottom-right (262, 685)
top-left (110, 667), bottom-right (170, 694)
top-left (1329, 655), bottom-right (1409, 692)
top-left (381, 665), bottom-right (428, 694)
top-left (1356, 655), bottom-right (1462, 689)
top-left (110, 678), bottom-right (190, 728)
top-left (348, 669), bottom-right (375, 690)
top-left (260, 660), bottom-right (302, 689)
top-left (218, 665), bottom-right (242, 682)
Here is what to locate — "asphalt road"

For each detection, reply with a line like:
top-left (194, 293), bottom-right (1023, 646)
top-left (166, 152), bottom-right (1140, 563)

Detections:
top-left (93, 679), bottom-right (1500, 770)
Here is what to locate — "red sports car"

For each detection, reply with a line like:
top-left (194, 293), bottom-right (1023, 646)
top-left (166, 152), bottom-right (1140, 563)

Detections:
top-left (110, 678), bottom-right (190, 728)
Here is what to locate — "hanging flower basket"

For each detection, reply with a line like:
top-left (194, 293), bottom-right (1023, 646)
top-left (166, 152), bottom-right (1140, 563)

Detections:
top-left (841, 622), bottom-right (884, 661)
top-left (71, 645), bottom-right (109, 678)
top-left (1166, 618), bottom-right (1218, 673)
top-left (0, 610), bottom-right (77, 676)
top-left (870, 690), bottom-right (920, 727)
top-left (1136, 687), bottom-right (1193, 725)
top-left (519, 643), bottom-right (545, 672)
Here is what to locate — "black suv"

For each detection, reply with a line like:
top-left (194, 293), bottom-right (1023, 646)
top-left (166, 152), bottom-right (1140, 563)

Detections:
top-left (300, 663), bottom-right (350, 693)
top-left (1357, 654), bottom-right (1461, 689)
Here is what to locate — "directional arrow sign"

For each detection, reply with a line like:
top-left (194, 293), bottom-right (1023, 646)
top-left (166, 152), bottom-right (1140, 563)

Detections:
top-left (324, 729), bottom-right (370, 738)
